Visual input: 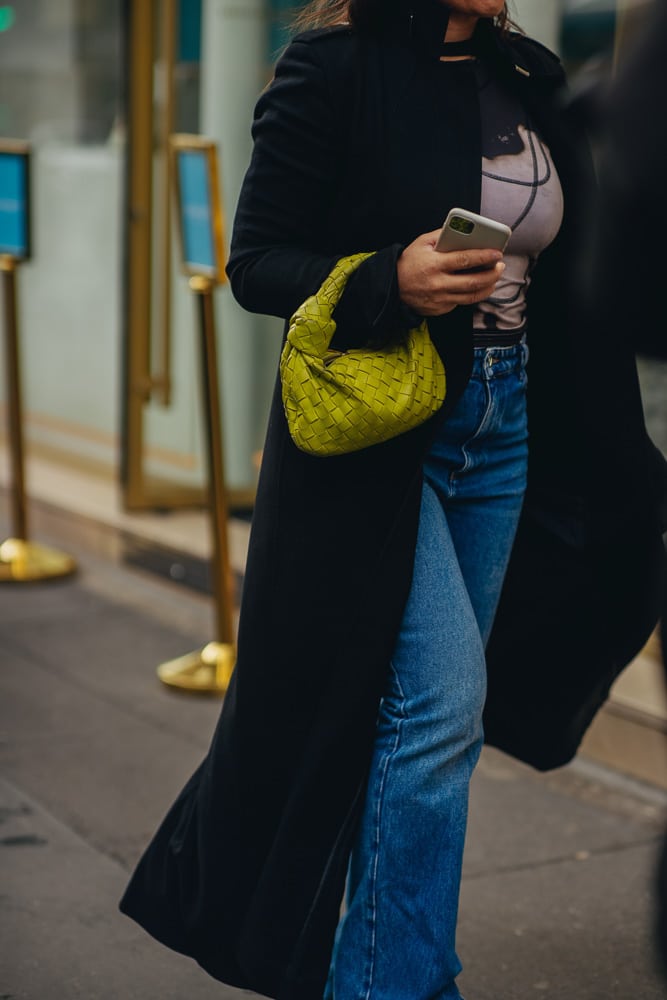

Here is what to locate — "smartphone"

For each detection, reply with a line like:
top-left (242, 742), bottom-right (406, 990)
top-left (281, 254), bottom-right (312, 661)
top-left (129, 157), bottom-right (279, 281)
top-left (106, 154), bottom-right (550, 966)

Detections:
top-left (435, 207), bottom-right (511, 256)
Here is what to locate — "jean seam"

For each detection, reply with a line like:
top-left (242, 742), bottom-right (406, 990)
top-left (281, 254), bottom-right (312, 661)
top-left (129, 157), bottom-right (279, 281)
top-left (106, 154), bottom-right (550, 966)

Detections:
top-left (363, 661), bottom-right (408, 1000)
top-left (449, 377), bottom-right (494, 491)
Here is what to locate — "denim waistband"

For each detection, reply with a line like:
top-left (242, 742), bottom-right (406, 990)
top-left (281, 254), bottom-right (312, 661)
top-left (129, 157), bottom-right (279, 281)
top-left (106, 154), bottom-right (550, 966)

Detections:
top-left (471, 336), bottom-right (528, 380)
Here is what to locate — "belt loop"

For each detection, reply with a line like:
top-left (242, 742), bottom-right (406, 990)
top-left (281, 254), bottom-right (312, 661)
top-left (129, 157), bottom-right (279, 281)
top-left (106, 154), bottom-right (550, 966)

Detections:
top-left (521, 339), bottom-right (530, 370)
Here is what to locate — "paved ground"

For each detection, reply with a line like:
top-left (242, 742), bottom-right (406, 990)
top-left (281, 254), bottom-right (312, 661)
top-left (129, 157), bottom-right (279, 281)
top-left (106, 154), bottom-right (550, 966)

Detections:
top-left (1, 529), bottom-right (667, 1000)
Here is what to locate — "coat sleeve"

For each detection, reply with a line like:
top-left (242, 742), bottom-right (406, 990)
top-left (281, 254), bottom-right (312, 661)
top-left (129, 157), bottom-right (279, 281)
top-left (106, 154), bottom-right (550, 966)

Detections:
top-left (226, 35), bottom-right (418, 348)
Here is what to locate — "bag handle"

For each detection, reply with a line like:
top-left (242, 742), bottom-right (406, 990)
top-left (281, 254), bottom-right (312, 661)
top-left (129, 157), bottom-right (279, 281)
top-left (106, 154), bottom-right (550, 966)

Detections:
top-left (286, 252), bottom-right (375, 358)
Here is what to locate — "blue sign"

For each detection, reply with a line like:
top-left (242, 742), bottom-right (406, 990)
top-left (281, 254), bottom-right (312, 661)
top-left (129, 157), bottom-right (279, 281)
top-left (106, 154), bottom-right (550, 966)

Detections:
top-left (177, 149), bottom-right (216, 276)
top-left (0, 149), bottom-right (29, 259)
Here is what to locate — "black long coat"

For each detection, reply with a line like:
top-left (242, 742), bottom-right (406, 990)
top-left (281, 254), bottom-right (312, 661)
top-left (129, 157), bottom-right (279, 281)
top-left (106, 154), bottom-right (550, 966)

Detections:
top-left (587, 0), bottom-right (667, 969)
top-left (120, 6), bottom-right (667, 999)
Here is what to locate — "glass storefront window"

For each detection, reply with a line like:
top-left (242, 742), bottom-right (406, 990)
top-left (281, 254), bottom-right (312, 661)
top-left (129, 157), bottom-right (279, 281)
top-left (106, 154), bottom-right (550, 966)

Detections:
top-left (0, 1), bottom-right (124, 473)
top-left (0, 1), bottom-right (123, 144)
top-left (175, 0), bottom-right (202, 133)
top-left (269, 0), bottom-right (300, 60)
top-left (560, 0), bottom-right (618, 73)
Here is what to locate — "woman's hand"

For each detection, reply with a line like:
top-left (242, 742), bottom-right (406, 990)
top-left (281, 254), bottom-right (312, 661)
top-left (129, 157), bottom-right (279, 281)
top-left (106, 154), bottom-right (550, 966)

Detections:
top-left (397, 229), bottom-right (506, 316)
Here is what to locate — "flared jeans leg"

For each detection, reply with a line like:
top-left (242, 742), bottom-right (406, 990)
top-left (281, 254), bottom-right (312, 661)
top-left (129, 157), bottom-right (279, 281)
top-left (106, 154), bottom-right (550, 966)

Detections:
top-left (326, 343), bottom-right (529, 1000)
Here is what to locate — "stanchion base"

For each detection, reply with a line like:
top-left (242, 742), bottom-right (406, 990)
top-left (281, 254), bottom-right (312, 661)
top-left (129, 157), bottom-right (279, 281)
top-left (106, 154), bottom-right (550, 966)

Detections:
top-left (157, 641), bottom-right (235, 695)
top-left (0, 537), bottom-right (77, 582)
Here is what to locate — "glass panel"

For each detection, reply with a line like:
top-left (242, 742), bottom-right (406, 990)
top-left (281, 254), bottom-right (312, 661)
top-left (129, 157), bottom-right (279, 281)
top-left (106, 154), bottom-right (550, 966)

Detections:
top-left (177, 0), bottom-right (202, 129)
top-left (269, 0), bottom-right (298, 59)
top-left (513, 0), bottom-right (561, 51)
top-left (560, 0), bottom-right (617, 72)
top-left (0, 0), bottom-right (124, 472)
top-left (139, 0), bottom-right (208, 495)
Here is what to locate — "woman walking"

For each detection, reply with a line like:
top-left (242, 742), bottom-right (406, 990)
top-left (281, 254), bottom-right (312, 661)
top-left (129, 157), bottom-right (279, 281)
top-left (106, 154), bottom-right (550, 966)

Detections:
top-left (120, 3), bottom-right (667, 997)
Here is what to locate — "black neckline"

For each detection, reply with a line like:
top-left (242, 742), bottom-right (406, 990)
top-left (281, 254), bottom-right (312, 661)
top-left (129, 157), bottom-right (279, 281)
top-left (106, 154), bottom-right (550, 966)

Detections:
top-left (439, 38), bottom-right (480, 58)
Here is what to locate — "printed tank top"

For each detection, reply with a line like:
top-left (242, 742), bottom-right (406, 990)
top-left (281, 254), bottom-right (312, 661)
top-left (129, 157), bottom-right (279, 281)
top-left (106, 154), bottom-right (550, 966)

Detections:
top-left (441, 59), bottom-right (563, 346)
top-left (469, 59), bottom-right (564, 337)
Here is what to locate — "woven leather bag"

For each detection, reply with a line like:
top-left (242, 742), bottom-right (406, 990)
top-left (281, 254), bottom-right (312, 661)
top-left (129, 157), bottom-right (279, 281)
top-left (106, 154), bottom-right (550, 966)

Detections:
top-left (280, 253), bottom-right (446, 457)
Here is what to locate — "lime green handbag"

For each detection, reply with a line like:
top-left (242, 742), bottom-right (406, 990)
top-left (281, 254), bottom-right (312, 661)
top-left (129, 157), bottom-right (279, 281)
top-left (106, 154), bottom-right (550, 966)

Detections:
top-left (280, 253), bottom-right (446, 457)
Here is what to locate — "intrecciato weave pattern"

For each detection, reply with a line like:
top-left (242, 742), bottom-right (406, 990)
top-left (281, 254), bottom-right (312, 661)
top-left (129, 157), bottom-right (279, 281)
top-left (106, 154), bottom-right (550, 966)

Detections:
top-left (280, 253), bottom-right (447, 457)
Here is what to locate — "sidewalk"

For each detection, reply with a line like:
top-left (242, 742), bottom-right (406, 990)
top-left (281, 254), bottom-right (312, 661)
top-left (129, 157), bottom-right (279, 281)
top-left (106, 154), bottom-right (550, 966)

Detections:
top-left (1, 522), bottom-right (666, 999)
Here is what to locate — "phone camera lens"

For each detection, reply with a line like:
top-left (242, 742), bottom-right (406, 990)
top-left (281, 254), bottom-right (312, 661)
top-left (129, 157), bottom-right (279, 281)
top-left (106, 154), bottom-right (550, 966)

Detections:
top-left (450, 216), bottom-right (474, 235)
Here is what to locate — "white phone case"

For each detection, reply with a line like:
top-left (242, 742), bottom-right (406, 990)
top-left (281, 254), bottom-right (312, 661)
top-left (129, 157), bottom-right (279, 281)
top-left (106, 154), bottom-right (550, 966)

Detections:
top-left (435, 207), bottom-right (511, 254)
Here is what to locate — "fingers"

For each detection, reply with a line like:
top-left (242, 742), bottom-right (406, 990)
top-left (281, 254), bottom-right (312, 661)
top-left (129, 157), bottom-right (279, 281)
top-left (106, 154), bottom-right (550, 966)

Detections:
top-left (415, 262), bottom-right (505, 315)
top-left (446, 261), bottom-right (505, 300)
top-left (396, 237), bottom-right (507, 316)
top-left (445, 249), bottom-right (504, 273)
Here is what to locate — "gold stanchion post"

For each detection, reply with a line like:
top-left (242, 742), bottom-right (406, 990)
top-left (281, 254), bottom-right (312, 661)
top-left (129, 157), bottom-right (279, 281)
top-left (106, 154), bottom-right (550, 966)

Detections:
top-left (157, 135), bottom-right (236, 694)
top-left (0, 141), bottom-right (77, 582)
top-left (157, 276), bottom-right (236, 692)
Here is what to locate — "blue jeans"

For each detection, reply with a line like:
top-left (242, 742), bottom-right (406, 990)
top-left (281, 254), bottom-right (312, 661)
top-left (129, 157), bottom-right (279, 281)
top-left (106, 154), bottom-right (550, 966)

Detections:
top-left (325, 341), bottom-right (529, 1000)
